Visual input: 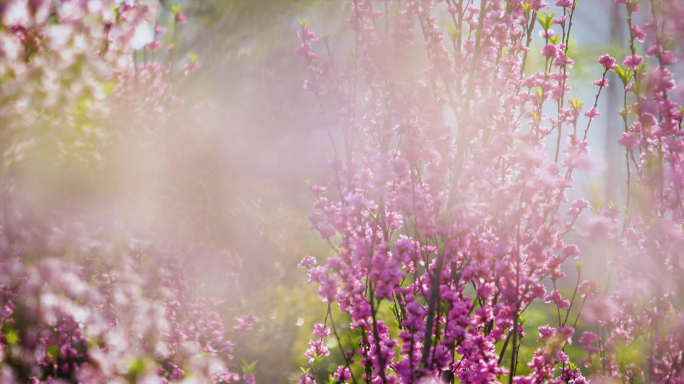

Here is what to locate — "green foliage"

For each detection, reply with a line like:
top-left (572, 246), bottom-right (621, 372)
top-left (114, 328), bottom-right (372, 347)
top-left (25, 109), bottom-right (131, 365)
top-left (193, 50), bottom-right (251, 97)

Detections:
top-left (128, 358), bottom-right (148, 380)
top-left (535, 87), bottom-right (543, 103)
top-left (102, 80), bottom-right (117, 96)
top-left (614, 64), bottom-right (633, 85)
top-left (614, 338), bottom-right (646, 372)
top-left (569, 98), bottom-right (584, 110)
top-left (47, 344), bottom-right (60, 360)
top-left (521, 3), bottom-right (533, 15)
top-left (241, 359), bottom-right (258, 374)
top-left (3, 325), bottom-right (18, 346)
top-left (537, 11), bottom-right (556, 31)
top-left (531, 110), bottom-right (539, 125)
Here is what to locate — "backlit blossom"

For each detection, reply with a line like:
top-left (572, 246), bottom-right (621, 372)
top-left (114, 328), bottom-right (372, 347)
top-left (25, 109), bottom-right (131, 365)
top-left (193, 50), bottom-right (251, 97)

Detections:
top-left (541, 43), bottom-right (558, 58)
top-left (592, 78), bottom-right (609, 87)
top-left (597, 54), bottom-right (616, 70)
top-left (623, 54), bottom-right (643, 69)
top-left (583, 107), bottom-right (600, 120)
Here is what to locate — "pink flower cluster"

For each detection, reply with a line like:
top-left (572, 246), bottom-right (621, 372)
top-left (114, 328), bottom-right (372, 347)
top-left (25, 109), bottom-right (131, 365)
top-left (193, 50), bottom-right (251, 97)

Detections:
top-left (0, 0), bottom-right (200, 170)
top-left (0, 1), bottom-right (255, 383)
top-left (0, 194), bottom-right (257, 383)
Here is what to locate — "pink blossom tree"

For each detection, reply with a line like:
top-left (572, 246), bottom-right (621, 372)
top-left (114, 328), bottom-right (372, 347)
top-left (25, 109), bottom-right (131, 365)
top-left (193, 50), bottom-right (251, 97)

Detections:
top-left (297, 0), bottom-right (684, 383)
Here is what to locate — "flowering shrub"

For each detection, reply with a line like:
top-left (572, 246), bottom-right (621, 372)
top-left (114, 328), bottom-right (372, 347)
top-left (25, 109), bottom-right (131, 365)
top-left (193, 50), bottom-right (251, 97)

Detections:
top-left (0, 195), bottom-right (254, 383)
top-left (297, 0), bottom-right (684, 383)
top-left (0, 1), bottom-right (254, 383)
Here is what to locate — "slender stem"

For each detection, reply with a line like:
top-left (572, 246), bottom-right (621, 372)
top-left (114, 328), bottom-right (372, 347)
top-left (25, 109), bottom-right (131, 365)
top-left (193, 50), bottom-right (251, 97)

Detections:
top-left (421, 245), bottom-right (445, 367)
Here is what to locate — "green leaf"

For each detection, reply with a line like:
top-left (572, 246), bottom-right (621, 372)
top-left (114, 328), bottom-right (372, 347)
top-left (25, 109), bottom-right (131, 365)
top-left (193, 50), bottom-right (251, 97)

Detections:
top-left (298, 17), bottom-right (309, 29)
top-left (241, 359), bottom-right (258, 374)
top-left (636, 62), bottom-right (647, 75)
top-left (614, 65), bottom-right (631, 85)
top-left (536, 11), bottom-right (546, 30)
top-left (537, 11), bottom-right (556, 31)
top-left (102, 80), bottom-right (117, 97)
top-left (535, 87), bottom-right (543, 103)
top-left (188, 53), bottom-right (198, 63)
top-left (47, 344), bottom-right (60, 359)
top-left (318, 32), bottom-right (330, 44)
top-left (596, 201), bottom-right (604, 214)
top-left (128, 358), bottom-right (147, 379)
top-left (171, 5), bottom-right (181, 15)
top-left (4, 327), bottom-right (18, 346)
top-left (530, 111), bottom-right (539, 124)
top-left (569, 98), bottom-right (584, 110)
top-left (546, 13), bottom-right (556, 30)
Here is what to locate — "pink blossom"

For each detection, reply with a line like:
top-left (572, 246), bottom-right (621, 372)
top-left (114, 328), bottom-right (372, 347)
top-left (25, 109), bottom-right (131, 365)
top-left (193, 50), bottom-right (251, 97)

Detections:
top-left (297, 28), bottom-right (318, 42)
top-left (617, 132), bottom-right (640, 150)
top-left (539, 29), bottom-right (556, 39)
top-left (578, 332), bottom-right (598, 347)
top-left (633, 25), bottom-right (646, 42)
top-left (554, 16), bottom-right (568, 24)
top-left (592, 78), bottom-right (608, 88)
top-left (541, 43), bottom-right (558, 58)
top-left (583, 107), bottom-right (600, 120)
top-left (298, 256), bottom-right (317, 269)
top-left (313, 323), bottom-right (331, 338)
top-left (146, 39), bottom-right (161, 51)
top-left (294, 42), bottom-right (320, 60)
top-left (175, 11), bottom-right (187, 24)
top-left (544, 290), bottom-right (570, 309)
top-left (305, 339), bottom-right (330, 362)
top-left (623, 54), bottom-right (643, 70)
top-left (232, 314), bottom-right (259, 331)
top-left (597, 54), bottom-right (616, 70)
